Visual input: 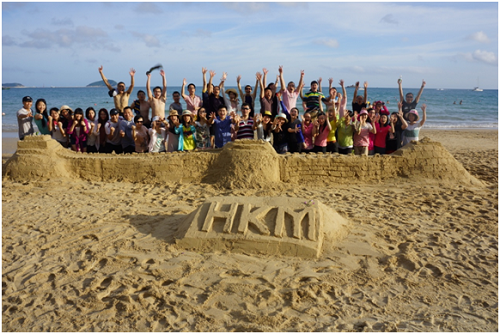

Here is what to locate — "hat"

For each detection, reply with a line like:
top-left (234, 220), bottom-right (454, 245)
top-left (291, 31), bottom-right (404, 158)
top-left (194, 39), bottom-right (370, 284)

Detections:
top-left (59, 105), bottom-right (73, 113)
top-left (22, 96), bottom-right (33, 102)
top-left (226, 88), bottom-right (238, 96)
top-left (168, 110), bottom-right (179, 119)
top-left (276, 113), bottom-right (288, 122)
top-left (408, 109), bottom-right (419, 121)
top-left (374, 100), bottom-right (384, 106)
top-left (108, 89), bottom-right (118, 97)
top-left (262, 111), bottom-right (272, 118)
top-left (109, 108), bottom-right (119, 116)
top-left (151, 115), bottom-right (160, 122)
top-left (182, 110), bottom-right (192, 116)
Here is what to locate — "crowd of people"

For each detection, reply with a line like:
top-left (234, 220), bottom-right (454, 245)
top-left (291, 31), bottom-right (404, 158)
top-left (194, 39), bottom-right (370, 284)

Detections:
top-left (16, 66), bottom-right (427, 156)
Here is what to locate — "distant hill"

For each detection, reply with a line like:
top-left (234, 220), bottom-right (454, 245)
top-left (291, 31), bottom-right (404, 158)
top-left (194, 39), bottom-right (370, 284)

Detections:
top-left (87, 80), bottom-right (117, 87)
top-left (2, 83), bottom-right (24, 88)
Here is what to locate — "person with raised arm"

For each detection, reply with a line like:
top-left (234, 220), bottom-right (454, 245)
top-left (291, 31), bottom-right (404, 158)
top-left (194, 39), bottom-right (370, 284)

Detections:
top-left (181, 78), bottom-right (202, 113)
top-left (352, 81), bottom-right (368, 114)
top-left (312, 111), bottom-right (332, 154)
top-left (146, 69), bottom-right (167, 120)
top-left (353, 108), bottom-right (377, 156)
top-left (236, 75), bottom-right (258, 117)
top-left (402, 104), bottom-right (427, 146)
top-left (98, 66), bottom-right (135, 114)
top-left (207, 106), bottom-right (235, 149)
top-left (386, 102), bottom-right (408, 153)
top-left (262, 68), bottom-right (280, 117)
top-left (398, 78), bottom-right (426, 117)
top-left (279, 66), bottom-right (304, 111)
top-left (257, 71), bottom-right (275, 119)
top-left (277, 92), bottom-right (304, 153)
top-left (130, 90), bottom-right (151, 127)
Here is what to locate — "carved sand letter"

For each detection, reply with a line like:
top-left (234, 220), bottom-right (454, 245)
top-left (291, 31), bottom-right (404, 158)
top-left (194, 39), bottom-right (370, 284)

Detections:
top-left (201, 202), bottom-right (238, 233)
top-left (238, 204), bottom-right (271, 235)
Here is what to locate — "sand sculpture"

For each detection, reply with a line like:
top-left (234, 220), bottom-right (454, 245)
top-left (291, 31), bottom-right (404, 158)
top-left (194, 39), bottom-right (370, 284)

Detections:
top-left (175, 196), bottom-right (348, 258)
top-left (3, 135), bottom-right (483, 187)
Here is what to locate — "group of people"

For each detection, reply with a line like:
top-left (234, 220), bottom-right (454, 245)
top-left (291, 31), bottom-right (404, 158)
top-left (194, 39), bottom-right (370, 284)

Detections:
top-left (16, 66), bottom-right (427, 156)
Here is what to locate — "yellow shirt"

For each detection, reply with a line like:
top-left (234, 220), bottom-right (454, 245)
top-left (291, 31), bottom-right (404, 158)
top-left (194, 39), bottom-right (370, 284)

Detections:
top-left (327, 115), bottom-right (338, 142)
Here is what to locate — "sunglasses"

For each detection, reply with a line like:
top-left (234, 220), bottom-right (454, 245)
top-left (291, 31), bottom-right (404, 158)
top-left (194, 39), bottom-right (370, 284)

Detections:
top-left (136, 120), bottom-right (143, 123)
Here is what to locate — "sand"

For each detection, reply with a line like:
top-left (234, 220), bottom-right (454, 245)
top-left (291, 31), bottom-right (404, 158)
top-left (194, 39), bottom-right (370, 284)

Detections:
top-left (2, 129), bottom-right (498, 331)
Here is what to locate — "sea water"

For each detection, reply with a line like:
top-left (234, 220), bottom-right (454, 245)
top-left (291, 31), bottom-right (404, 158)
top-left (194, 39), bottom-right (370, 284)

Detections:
top-left (2, 86), bottom-right (498, 134)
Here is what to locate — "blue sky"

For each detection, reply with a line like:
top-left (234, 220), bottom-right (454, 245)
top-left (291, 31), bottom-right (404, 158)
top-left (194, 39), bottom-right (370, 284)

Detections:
top-left (2, 2), bottom-right (498, 89)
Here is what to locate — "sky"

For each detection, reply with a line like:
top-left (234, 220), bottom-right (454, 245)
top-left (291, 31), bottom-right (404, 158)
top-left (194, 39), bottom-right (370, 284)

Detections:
top-left (2, 1), bottom-right (498, 89)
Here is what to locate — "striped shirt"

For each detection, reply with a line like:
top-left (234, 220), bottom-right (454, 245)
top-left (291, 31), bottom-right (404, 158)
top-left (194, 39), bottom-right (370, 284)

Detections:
top-left (304, 90), bottom-right (325, 110)
top-left (236, 118), bottom-right (254, 140)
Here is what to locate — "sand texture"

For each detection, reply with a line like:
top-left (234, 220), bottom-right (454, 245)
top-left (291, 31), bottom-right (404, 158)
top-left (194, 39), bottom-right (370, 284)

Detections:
top-left (2, 129), bottom-right (498, 331)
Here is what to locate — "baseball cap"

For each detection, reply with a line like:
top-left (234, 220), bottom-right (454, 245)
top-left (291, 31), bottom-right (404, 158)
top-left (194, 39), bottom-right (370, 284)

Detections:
top-left (22, 96), bottom-right (33, 102)
top-left (109, 108), bottom-right (119, 116)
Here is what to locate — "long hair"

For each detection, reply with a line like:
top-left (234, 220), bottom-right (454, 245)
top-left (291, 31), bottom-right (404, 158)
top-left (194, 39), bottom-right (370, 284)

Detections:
top-left (98, 108), bottom-right (109, 125)
top-left (35, 98), bottom-right (49, 128)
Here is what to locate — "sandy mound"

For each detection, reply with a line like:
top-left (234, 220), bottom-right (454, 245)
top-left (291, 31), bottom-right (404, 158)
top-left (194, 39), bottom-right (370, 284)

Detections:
top-left (175, 196), bottom-right (348, 258)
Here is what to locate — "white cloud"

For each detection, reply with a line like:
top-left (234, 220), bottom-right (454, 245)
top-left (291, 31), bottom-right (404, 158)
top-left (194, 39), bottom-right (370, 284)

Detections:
top-left (471, 49), bottom-right (497, 64)
top-left (314, 39), bottom-right (339, 48)
top-left (467, 31), bottom-right (490, 43)
top-left (131, 32), bottom-right (160, 48)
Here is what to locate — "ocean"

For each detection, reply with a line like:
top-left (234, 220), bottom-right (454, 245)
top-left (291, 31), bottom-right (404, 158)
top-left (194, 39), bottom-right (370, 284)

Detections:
top-left (2, 86), bottom-right (498, 135)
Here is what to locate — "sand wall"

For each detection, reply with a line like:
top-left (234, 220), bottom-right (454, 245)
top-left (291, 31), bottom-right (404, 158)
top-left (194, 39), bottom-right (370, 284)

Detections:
top-left (3, 135), bottom-right (483, 187)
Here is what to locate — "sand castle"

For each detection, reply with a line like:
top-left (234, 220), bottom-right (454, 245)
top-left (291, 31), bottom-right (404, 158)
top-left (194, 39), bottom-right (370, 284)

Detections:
top-left (3, 135), bottom-right (483, 187)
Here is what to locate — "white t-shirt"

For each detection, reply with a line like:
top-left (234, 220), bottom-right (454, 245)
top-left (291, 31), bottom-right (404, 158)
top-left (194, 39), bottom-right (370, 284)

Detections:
top-left (17, 108), bottom-right (34, 139)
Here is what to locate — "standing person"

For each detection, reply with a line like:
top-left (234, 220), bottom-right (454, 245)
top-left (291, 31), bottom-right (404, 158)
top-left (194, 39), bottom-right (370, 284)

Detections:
top-left (146, 69), bottom-right (167, 120)
top-left (47, 108), bottom-right (67, 146)
top-left (302, 111), bottom-right (315, 153)
top-left (34, 98), bottom-right (50, 135)
top-left (194, 107), bottom-right (211, 150)
top-left (303, 80), bottom-right (325, 115)
top-left (278, 66), bottom-right (305, 111)
top-left (386, 103), bottom-right (408, 154)
top-left (233, 103), bottom-right (256, 140)
top-left (352, 81), bottom-right (368, 114)
top-left (96, 108), bottom-right (109, 153)
top-left (277, 92), bottom-right (303, 153)
top-left (17, 96), bottom-right (35, 140)
top-left (104, 108), bottom-right (123, 154)
top-left (262, 68), bottom-right (280, 117)
top-left (98, 66), bottom-right (136, 113)
top-left (130, 90), bottom-right (151, 127)
top-left (326, 102), bottom-right (340, 153)
top-left (66, 108), bottom-right (90, 152)
top-left (255, 111), bottom-right (273, 143)
top-left (353, 109), bottom-right (377, 156)
top-left (205, 70), bottom-right (226, 114)
top-left (169, 91), bottom-right (184, 114)
top-left (85, 107), bottom-right (99, 153)
top-left (236, 75), bottom-right (258, 117)
top-left (148, 116), bottom-right (168, 153)
top-left (373, 110), bottom-right (394, 155)
top-left (312, 112), bottom-right (332, 153)
top-left (398, 78), bottom-right (426, 117)
top-left (181, 79), bottom-right (202, 113)
top-left (175, 110), bottom-right (197, 151)
top-left (337, 111), bottom-right (355, 155)
top-left (271, 113), bottom-right (289, 154)
top-left (402, 104), bottom-right (427, 146)
top-left (208, 106), bottom-right (235, 149)
top-left (257, 72), bottom-right (275, 118)
top-left (132, 115), bottom-right (149, 153)
top-left (166, 111), bottom-right (180, 152)
top-left (119, 106), bottom-right (136, 154)
top-left (59, 105), bottom-right (73, 131)
top-left (220, 73), bottom-right (240, 114)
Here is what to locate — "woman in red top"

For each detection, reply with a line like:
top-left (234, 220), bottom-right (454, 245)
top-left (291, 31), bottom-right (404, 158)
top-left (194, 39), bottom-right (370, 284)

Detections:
top-left (312, 112), bottom-right (332, 154)
top-left (373, 110), bottom-right (395, 155)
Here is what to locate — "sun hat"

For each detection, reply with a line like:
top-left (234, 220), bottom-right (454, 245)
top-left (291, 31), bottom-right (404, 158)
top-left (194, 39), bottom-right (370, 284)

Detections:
top-left (226, 88), bottom-right (238, 96)
top-left (22, 96), bottom-right (33, 102)
top-left (276, 113), bottom-right (288, 122)
top-left (167, 110), bottom-right (179, 119)
top-left (408, 109), bottom-right (419, 121)
top-left (151, 115), bottom-right (160, 122)
top-left (59, 105), bottom-right (74, 113)
top-left (182, 110), bottom-right (192, 116)
top-left (109, 108), bottom-right (119, 116)
top-left (357, 109), bottom-right (368, 121)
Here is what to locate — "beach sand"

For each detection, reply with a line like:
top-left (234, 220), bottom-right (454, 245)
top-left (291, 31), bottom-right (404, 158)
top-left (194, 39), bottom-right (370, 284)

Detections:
top-left (2, 129), bottom-right (498, 331)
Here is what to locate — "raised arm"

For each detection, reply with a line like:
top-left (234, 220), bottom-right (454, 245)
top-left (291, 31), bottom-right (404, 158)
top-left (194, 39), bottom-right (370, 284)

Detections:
top-left (126, 68), bottom-right (136, 95)
top-left (207, 70), bottom-right (215, 95)
top-left (181, 78), bottom-right (188, 100)
top-left (279, 66), bottom-right (286, 93)
top-left (352, 81), bottom-right (359, 104)
top-left (252, 77), bottom-right (258, 101)
top-left (420, 104), bottom-right (427, 127)
top-left (415, 80), bottom-right (426, 104)
top-left (236, 75), bottom-right (245, 102)
top-left (340, 79), bottom-right (347, 103)
top-left (160, 69), bottom-right (167, 100)
top-left (318, 77), bottom-right (322, 93)
top-left (262, 68), bottom-right (268, 89)
top-left (297, 70), bottom-right (305, 92)
top-left (256, 72), bottom-right (264, 99)
top-left (328, 77), bottom-right (333, 92)
top-left (202, 67), bottom-right (208, 93)
top-left (146, 73), bottom-right (153, 100)
top-left (98, 66), bottom-right (114, 91)
top-left (363, 81), bottom-right (368, 104)
top-left (398, 78), bottom-right (404, 102)
top-left (397, 102), bottom-right (408, 130)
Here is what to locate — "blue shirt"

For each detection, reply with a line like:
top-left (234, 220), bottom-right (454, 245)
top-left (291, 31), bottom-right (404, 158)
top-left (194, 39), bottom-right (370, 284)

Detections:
top-left (119, 119), bottom-right (135, 148)
top-left (213, 116), bottom-right (232, 148)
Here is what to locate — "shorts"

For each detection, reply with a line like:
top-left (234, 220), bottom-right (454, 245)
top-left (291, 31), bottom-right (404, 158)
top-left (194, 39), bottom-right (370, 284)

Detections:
top-left (313, 145), bottom-right (327, 154)
top-left (338, 147), bottom-right (353, 155)
top-left (354, 146), bottom-right (368, 156)
top-left (374, 146), bottom-right (386, 155)
top-left (326, 141), bottom-right (338, 153)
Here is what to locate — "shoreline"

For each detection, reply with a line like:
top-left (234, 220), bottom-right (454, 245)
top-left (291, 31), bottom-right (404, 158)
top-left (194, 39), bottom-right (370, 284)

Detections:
top-left (2, 128), bottom-right (497, 156)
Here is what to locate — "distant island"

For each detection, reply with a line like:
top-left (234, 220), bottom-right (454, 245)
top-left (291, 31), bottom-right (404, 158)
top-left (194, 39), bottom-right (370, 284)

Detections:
top-left (2, 83), bottom-right (24, 88)
top-left (87, 80), bottom-right (117, 87)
